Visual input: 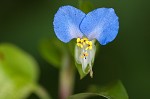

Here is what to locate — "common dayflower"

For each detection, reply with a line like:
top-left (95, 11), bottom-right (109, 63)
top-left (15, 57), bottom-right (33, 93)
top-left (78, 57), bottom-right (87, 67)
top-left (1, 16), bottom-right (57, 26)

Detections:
top-left (53, 5), bottom-right (119, 77)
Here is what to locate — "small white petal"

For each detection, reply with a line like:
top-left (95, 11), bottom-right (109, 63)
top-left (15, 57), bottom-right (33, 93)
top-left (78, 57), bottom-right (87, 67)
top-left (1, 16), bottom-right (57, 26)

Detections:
top-left (75, 45), bottom-right (96, 73)
top-left (75, 45), bottom-right (81, 64)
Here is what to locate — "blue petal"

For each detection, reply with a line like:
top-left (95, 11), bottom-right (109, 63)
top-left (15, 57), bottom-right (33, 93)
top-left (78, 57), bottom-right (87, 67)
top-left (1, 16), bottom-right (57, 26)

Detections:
top-left (53, 6), bottom-right (86, 43)
top-left (80, 8), bottom-right (119, 45)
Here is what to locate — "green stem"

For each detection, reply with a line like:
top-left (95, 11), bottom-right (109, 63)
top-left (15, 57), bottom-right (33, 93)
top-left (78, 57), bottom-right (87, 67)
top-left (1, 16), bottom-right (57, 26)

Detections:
top-left (59, 54), bottom-right (75, 99)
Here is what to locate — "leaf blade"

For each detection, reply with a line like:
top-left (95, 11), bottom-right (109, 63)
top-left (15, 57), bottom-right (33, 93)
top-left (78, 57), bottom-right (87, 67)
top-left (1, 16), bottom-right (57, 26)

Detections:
top-left (68, 80), bottom-right (128, 99)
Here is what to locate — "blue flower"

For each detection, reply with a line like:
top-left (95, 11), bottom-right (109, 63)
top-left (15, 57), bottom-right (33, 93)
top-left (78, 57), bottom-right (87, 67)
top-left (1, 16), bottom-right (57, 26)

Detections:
top-left (53, 5), bottom-right (119, 77)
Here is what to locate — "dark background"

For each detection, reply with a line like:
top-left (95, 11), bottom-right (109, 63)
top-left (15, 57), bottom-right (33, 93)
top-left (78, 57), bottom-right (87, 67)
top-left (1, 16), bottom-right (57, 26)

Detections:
top-left (0, 0), bottom-right (150, 99)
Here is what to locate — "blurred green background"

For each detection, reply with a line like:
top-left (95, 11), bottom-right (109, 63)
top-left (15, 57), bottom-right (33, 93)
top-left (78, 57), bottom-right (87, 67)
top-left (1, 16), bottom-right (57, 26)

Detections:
top-left (0, 0), bottom-right (150, 99)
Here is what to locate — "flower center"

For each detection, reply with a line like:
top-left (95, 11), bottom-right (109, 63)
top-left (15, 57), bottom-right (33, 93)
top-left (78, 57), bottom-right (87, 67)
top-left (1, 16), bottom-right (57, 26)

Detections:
top-left (81, 52), bottom-right (88, 59)
top-left (75, 37), bottom-right (95, 78)
top-left (76, 37), bottom-right (93, 51)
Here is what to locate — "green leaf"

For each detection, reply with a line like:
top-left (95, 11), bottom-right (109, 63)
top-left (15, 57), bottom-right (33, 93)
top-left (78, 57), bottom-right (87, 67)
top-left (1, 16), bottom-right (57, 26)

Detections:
top-left (68, 80), bottom-right (128, 99)
top-left (0, 43), bottom-right (39, 99)
top-left (39, 38), bottom-right (66, 68)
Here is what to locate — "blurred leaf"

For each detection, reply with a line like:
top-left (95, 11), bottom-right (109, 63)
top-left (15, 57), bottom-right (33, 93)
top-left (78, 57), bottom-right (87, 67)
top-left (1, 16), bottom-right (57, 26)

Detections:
top-left (79, 0), bottom-right (94, 13)
top-left (0, 43), bottom-right (39, 99)
top-left (39, 38), bottom-right (66, 68)
top-left (68, 80), bottom-right (128, 99)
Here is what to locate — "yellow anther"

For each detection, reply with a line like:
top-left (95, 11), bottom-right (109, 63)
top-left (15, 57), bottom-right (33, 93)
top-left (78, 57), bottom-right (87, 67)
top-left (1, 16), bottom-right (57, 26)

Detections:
top-left (88, 41), bottom-right (92, 45)
top-left (86, 41), bottom-right (93, 50)
top-left (77, 38), bottom-right (83, 48)
top-left (81, 52), bottom-right (88, 58)
top-left (77, 43), bottom-right (83, 48)
top-left (81, 37), bottom-right (88, 45)
top-left (84, 52), bottom-right (88, 56)
top-left (77, 38), bottom-right (82, 43)
top-left (83, 37), bottom-right (88, 41)
top-left (86, 46), bottom-right (92, 50)
top-left (77, 37), bottom-right (93, 50)
top-left (86, 41), bottom-right (92, 45)
top-left (89, 46), bottom-right (92, 50)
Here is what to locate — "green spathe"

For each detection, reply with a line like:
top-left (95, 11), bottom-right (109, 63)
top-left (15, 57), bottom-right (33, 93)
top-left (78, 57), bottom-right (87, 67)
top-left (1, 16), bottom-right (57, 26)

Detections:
top-left (75, 39), bottom-right (96, 78)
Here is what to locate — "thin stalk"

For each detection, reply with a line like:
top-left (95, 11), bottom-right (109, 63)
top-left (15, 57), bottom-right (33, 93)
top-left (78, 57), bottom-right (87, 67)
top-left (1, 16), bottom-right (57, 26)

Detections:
top-left (59, 54), bottom-right (75, 99)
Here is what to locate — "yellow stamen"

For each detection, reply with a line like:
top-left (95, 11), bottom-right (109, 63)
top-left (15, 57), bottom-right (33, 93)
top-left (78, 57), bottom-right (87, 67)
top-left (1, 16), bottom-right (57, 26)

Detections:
top-left (77, 38), bottom-right (83, 48)
top-left (76, 38), bottom-right (93, 50)
top-left (81, 52), bottom-right (88, 58)
top-left (85, 41), bottom-right (92, 50)
top-left (81, 37), bottom-right (88, 45)
top-left (77, 38), bottom-right (81, 43)
top-left (77, 43), bottom-right (83, 48)
top-left (88, 46), bottom-right (92, 50)
top-left (86, 41), bottom-right (92, 45)
top-left (88, 41), bottom-right (92, 45)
